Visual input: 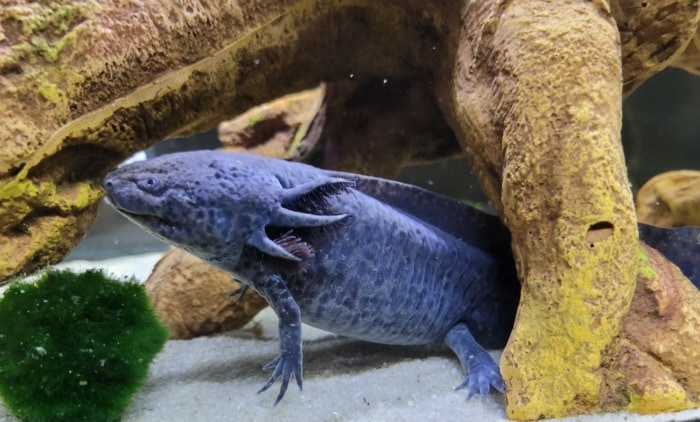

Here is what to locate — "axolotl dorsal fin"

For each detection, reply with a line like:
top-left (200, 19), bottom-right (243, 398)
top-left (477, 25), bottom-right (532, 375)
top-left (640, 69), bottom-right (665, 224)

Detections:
top-left (248, 177), bottom-right (354, 261)
top-left (325, 170), bottom-right (700, 288)
top-left (324, 170), bottom-right (512, 258)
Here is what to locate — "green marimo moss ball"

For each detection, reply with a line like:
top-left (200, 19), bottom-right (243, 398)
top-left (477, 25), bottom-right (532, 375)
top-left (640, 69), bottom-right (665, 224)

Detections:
top-left (0, 269), bottom-right (169, 422)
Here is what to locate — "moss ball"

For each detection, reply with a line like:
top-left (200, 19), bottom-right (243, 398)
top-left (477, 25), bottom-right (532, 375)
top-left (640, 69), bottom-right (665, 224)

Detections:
top-left (0, 269), bottom-right (169, 422)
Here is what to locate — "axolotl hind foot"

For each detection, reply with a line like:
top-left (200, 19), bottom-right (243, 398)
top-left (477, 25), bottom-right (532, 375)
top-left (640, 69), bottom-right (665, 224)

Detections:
top-left (445, 323), bottom-right (504, 399)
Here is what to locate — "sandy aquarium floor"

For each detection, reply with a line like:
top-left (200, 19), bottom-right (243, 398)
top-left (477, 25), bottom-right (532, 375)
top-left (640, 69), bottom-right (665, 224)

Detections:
top-left (0, 253), bottom-right (699, 422)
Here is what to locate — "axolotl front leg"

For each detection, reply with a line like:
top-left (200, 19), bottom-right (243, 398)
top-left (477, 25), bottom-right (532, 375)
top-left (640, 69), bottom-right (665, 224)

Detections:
top-left (253, 275), bottom-right (303, 404)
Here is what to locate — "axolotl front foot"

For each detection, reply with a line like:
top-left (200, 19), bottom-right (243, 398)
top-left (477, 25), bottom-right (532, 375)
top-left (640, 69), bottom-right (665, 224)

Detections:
top-left (257, 347), bottom-right (303, 405)
top-left (254, 275), bottom-right (304, 405)
top-left (445, 323), bottom-right (505, 399)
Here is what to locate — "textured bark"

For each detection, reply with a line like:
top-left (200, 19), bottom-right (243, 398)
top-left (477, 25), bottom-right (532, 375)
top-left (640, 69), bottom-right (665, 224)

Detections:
top-left (612, 0), bottom-right (700, 94)
top-left (670, 27), bottom-right (700, 75)
top-left (601, 245), bottom-right (700, 413)
top-left (447, 1), bottom-right (639, 418)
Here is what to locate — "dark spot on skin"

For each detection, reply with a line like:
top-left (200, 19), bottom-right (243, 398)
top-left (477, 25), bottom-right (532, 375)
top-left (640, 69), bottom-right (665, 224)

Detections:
top-left (356, 260), bottom-right (368, 275)
top-left (358, 296), bottom-right (369, 309)
top-left (314, 305), bottom-right (326, 319)
top-left (238, 214), bottom-right (251, 227)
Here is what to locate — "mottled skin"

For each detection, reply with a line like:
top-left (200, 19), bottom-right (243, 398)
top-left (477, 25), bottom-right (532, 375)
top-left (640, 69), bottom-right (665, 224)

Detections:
top-left (103, 150), bottom-right (700, 405)
top-left (103, 150), bottom-right (520, 403)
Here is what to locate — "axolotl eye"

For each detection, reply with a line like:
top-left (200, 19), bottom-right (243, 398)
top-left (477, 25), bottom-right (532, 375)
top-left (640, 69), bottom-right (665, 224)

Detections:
top-left (137, 176), bottom-right (162, 192)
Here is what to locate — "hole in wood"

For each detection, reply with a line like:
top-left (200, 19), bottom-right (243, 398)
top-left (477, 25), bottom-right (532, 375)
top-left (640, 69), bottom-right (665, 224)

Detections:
top-left (586, 221), bottom-right (614, 246)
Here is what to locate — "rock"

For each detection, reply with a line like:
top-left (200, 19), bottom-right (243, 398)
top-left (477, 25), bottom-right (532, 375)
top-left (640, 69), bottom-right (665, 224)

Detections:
top-left (145, 248), bottom-right (267, 340)
top-left (636, 170), bottom-right (700, 227)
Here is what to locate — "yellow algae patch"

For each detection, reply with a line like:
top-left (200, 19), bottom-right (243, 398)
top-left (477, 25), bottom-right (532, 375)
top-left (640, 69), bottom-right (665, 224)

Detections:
top-left (37, 80), bottom-right (67, 106)
top-left (627, 384), bottom-right (691, 414)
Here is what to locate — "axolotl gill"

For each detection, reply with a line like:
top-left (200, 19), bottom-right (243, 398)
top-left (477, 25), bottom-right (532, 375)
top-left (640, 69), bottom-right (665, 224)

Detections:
top-left (102, 150), bottom-right (700, 405)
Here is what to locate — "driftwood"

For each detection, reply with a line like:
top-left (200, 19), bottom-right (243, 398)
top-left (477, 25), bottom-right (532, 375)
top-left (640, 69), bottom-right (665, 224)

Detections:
top-left (636, 170), bottom-right (700, 228)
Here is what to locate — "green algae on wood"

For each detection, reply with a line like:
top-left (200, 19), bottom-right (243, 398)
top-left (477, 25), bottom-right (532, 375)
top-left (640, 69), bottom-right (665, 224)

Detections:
top-left (3, 2), bottom-right (99, 64)
top-left (637, 245), bottom-right (657, 280)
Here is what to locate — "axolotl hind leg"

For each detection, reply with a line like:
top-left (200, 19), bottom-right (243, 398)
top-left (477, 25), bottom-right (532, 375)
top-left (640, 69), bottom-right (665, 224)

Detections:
top-left (444, 323), bottom-right (504, 399)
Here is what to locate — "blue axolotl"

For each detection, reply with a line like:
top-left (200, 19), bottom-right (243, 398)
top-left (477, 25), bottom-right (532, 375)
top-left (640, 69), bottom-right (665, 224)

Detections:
top-left (102, 150), bottom-right (700, 405)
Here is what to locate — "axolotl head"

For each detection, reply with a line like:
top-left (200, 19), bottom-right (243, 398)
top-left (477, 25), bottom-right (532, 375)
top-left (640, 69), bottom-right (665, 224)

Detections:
top-left (103, 150), bottom-right (351, 267)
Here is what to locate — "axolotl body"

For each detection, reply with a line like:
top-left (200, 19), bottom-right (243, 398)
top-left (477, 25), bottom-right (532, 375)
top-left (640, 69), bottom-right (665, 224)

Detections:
top-left (104, 150), bottom-right (521, 403)
top-left (103, 151), bottom-right (700, 404)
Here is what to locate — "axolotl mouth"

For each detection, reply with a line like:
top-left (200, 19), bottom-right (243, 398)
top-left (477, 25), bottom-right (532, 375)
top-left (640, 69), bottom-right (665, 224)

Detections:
top-left (102, 194), bottom-right (182, 240)
top-left (123, 210), bottom-right (188, 244)
top-left (102, 196), bottom-right (145, 221)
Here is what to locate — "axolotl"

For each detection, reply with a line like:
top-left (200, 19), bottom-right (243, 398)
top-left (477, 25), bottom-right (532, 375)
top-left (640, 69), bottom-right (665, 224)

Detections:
top-left (102, 150), bottom-right (700, 405)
